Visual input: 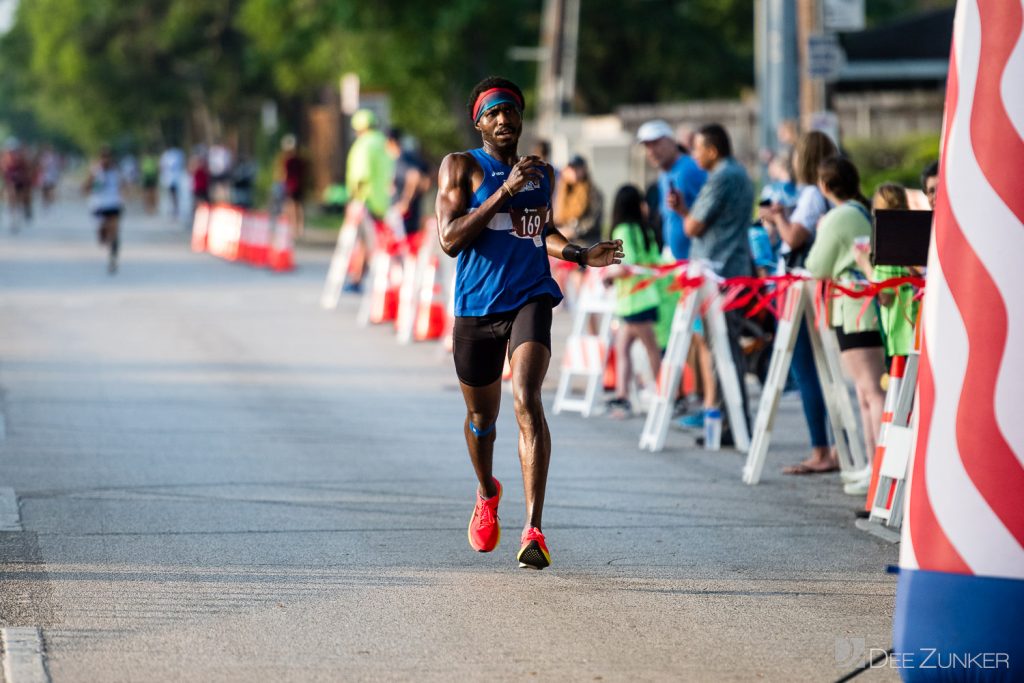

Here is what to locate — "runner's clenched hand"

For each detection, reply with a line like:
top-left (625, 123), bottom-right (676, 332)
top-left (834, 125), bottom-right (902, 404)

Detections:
top-left (504, 156), bottom-right (545, 194)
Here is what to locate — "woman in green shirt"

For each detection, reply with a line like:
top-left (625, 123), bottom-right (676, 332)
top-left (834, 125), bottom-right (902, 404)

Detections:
top-left (806, 157), bottom-right (886, 475)
top-left (851, 182), bottom-right (921, 359)
top-left (604, 185), bottom-right (663, 418)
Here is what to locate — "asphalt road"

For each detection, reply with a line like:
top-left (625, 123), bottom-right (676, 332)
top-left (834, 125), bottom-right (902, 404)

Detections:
top-left (0, 198), bottom-right (899, 682)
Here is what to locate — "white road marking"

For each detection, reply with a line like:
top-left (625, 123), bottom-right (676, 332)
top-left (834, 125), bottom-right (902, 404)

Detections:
top-left (1, 628), bottom-right (50, 683)
top-left (0, 487), bottom-right (21, 532)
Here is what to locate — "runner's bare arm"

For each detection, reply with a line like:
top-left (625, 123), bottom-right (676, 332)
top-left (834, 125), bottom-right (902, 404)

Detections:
top-left (438, 152), bottom-right (536, 255)
top-left (436, 153), bottom-right (544, 256)
top-left (543, 165), bottom-right (623, 267)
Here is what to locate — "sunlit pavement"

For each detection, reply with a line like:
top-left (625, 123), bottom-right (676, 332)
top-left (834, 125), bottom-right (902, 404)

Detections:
top-left (0, 198), bottom-right (899, 681)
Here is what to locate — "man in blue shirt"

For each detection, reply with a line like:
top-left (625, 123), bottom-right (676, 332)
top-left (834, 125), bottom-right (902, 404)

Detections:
top-left (637, 119), bottom-right (706, 260)
top-left (674, 123), bottom-right (755, 441)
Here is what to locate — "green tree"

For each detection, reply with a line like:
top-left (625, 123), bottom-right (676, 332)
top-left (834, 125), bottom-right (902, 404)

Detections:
top-left (1, 0), bottom-right (277, 150)
top-left (236, 0), bottom-right (539, 155)
top-left (1, 0), bottom-right (954, 157)
top-left (577, 0), bottom-right (754, 113)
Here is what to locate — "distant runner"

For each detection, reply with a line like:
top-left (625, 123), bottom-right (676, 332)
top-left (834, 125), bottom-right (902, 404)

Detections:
top-left (84, 147), bottom-right (124, 274)
top-left (436, 77), bottom-right (623, 569)
top-left (2, 139), bottom-right (34, 232)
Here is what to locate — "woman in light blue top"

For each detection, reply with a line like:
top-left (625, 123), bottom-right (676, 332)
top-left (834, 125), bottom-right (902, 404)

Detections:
top-left (759, 131), bottom-right (839, 475)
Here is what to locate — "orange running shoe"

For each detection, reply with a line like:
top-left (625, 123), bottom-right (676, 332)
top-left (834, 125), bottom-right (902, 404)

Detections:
top-left (517, 527), bottom-right (551, 570)
top-left (467, 478), bottom-right (502, 552)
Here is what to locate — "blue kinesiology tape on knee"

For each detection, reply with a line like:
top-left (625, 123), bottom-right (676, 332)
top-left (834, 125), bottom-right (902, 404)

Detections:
top-left (469, 421), bottom-right (496, 438)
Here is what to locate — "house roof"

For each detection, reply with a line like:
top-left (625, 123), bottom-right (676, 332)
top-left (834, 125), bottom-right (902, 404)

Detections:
top-left (837, 8), bottom-right (954, 83)
top-left (840, 8), bottom-right (955, 62)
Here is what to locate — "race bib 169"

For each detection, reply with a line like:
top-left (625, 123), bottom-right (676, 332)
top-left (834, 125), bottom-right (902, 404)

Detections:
top-left (509, 206), bottom-right (549, 247)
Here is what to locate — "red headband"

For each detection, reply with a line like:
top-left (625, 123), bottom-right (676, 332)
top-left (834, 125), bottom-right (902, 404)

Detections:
top-left (471, 87), bottom-right (524, 122)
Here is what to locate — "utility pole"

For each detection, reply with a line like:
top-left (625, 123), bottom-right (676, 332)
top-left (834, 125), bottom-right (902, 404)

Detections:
top-left (536, 0), bottom-right (561, 140)
top-left (797, 0), bottom-right (825, 128)
top-left (560, 0), bottom-right (580, 115)
top-left (535, 0), bottom-right (580, 141)
top-left (756, 0), bottom-right (799, 159)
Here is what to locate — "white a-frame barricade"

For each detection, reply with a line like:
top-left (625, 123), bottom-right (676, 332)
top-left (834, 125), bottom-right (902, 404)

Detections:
top-left (742, 280), bottom-right (869, 484)
top-left (866, 329), bottom-right (920, 529)
top-left (552, 269), bottom-right (616, 418)
top-left (639, 264), bottom-right (750, 453)
top-left (321, 202), bottom-right (375, 310)
top-left (394, 243), bottom-right (425, 345)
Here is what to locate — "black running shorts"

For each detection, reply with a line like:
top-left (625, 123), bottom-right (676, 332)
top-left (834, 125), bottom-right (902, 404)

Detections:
top-left (834, 326), bottom-right (883, 351)
top-left (453, 295), bottom-right (554, 387)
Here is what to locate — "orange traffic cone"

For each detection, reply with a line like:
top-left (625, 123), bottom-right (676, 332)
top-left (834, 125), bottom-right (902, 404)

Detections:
top-left (268, 216), bottom-right (295, 272)
top-left (395, 253), bottom-right (420, 340)
top-left (603, 346), bottom-right (617, 391)
top-left (364, 251), bottom-right (402, 324)
top-left (238, 211), bottom-right (252, 262)
top-left (414, 255), bottom-right (447, 341)
top-left (245, 212), bottom-right (271, 267)
top-left (865, 355), bottom-right (907, 511)
top-left (206, 204), bottom-right (243, 261)
top-left (191, 202), bottom-right (210, 252)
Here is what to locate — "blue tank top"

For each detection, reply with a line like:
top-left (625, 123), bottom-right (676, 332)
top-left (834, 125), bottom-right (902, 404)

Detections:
top-left (454, 148), bottom-right (563, 316)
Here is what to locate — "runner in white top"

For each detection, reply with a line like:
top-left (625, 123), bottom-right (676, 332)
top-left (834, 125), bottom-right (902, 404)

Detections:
top-left (159, 146), bottom-right (185, 218)
top-left (84, 147), bottom-right (124, 274)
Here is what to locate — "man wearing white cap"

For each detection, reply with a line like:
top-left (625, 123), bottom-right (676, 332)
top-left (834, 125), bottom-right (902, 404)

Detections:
top-left (636, 119), bottom-right (706, 260)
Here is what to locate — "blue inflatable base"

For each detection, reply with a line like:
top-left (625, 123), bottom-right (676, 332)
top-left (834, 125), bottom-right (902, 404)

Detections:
top-left (893, 568), bottom-right (1024, 682)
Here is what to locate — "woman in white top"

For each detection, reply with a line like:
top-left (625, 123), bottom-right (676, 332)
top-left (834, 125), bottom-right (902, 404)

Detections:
top-left (759, 131), bottom-right (841, 477)
top-left (84, 147), bottom-right (124, 274)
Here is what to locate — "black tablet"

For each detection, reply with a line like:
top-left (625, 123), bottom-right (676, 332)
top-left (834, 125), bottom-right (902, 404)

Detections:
top-left (872, 209), bottom-right (933, 267)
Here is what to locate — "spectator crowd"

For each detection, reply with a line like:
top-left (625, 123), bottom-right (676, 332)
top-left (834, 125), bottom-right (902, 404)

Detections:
top-left (537, 117), bottom-right (934, 492)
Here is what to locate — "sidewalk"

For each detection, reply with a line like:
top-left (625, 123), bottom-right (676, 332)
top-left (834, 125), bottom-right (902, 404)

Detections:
top-left (0, 198), bottom-right (899, 681)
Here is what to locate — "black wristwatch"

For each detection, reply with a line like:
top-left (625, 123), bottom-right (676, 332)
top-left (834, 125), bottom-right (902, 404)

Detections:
top-left (562, 243), bottom-right (588, 267)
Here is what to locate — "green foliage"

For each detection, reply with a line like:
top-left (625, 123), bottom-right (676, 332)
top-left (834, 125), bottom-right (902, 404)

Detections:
top-left (0, 0), bottom-right (949, 158)
top-left (578, 0), bottom-right (754, 112)
top-left (1, 0), bottom-right (760, 156)
top-left (0, 0), bottom-right (277, 151)
top-left (845, 133), bottom-right (940, 196)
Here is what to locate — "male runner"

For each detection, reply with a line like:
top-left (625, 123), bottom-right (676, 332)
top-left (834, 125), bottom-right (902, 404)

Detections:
top-left (436, 77), bottom-right (623, 569)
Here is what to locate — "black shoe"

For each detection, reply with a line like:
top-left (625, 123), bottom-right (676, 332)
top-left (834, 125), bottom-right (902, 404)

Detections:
top-left (854, 509), bottom-right (871, 519)
top-left (605, 397), bottom-right (631, 419)
top-left (672, 397), bottom-right (690, 417)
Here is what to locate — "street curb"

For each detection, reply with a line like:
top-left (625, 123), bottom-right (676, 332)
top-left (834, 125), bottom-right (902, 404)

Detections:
top-left (1, 628), bottom-right (50, 683)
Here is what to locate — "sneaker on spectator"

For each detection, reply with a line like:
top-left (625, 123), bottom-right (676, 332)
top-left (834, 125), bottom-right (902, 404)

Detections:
top-left (843, 476), bottom-right (870, 496)
top-left (675, 409), bottom-right (706, 430)
top-left (672, 396), bottom-right (690, 417)
top-left (606, 397), bottom-right (631, 419)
